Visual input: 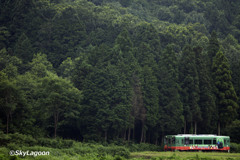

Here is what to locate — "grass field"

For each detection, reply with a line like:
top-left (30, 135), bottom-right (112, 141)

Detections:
top-left (1, 133), bottom-right (240, 160)
top-left (130, 151), bottom-right (240, 160)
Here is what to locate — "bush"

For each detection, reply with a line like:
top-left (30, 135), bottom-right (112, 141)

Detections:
top-left (37, 137), bottom-right (53, 147)
top-left (97, 145), bottom-right (130, 158)
top-left (0, 147), bottom-right (9, 159)
top-left (7, 143), bottom-right (20, 150)
top-left (230, 143), bottom-right (240, 153)
top-left (10, 133), bottom-right (37, 146)
top-left (36, 137), bottom-right (74, 148)
top-left (0, 133), bottom-right (37, 147)
top-left (127, 143), bottom-right (160, 152)
top-left (0, 133), bottom-right (74, 149)
top-left (0, 133), bottom-right (11, 146)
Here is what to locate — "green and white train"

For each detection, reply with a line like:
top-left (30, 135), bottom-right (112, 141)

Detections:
top-left (164, 134), bottom-right (230, 152)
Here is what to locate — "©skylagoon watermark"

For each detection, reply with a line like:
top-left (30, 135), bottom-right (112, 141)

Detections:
top-left (9, 150), bottom-right (50, 157)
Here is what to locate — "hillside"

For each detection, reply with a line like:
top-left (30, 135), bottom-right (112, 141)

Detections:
top-left (0, 0), bottom-right (240, 144)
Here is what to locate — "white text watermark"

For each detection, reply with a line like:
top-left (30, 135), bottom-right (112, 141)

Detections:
top-left (9, 150), bottom-right (50, 157)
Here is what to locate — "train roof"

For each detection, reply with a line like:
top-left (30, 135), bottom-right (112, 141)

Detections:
top-left (166, 134), bottom-right (229, 138)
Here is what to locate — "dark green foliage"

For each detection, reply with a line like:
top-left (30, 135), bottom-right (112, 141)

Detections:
top-left (119, 0), bottom-right (132, 7)
top-left (207, 31), bottom-right (220, 65)
top-left (0, 79), bottom-right (28, 134)
top-left (230, 143), bottom-right (240, 153)
top-left (97, 145), bottom-right (130, 158)
top-left (1, 0), bottom-right (240, 146)
top-left (127, 143), bottom-right (161, 152)
top-left (226, 120), bottom-right (240, 143)
top-left (194, 47), bottom-right (217, 134)
top-left (14, 33), bottom-right (34, 62)
top-left (212, 50), bottom-right (239, 132)
top-left (158, 45), bottom-right (183, 135)
top-left (39, 74), bottom-right (82, 138)
top-left (179, 45), bottom-right (201, 134)
top-left (0, 132), bottom-right (130, 159)
top-left (0, 27), bottom-right (10, 50)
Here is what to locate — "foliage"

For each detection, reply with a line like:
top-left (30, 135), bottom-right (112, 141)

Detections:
top-left (0, 133), bottom-right (130, 159)
top-left (127, 143), bottom-right (161, 152)
top-left (231, 143), bottom-right (240, 153)
top-left (212, 50), bottom-right (239, 131)
top-left (0, 0), bottom-right (240, 146)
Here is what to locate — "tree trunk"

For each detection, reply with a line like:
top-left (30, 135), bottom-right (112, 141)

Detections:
top-left (190, 122), bottom-right (193, 134)
top-left (218, 121), bottom-right (220, 135)
top-left (194, 121), bottom-right (197, 135)
top-left (155, 136), bottom-right (158, 145)
top-left (128, 127), bottom-right (131, 141)
top-left (140, 122), bottom-right (144, 143)
top-left (161, 135), bottom-right (164, 146)
top-left (105, 130), bottom-right (107, 141)
top-left (54, 111), bottom-right (59, 139)
top-left (6, 113), bottom-right (9, 134)
top-left (184, 119), bottom-right (187, 134)
top-left (54, 115), bottom-right (57, 139)
top-left (123, 129), bottom-right (126, 140)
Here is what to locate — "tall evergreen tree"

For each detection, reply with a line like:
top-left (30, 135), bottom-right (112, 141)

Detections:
top-left (0, 27), bottom-right (10, 50)
top-left (113, 29), bottom-right (140, 140)
top-left (135, 42), bottom-right (159, 143)
top-left (212, 50), bottom-right (239, 135)
top-left (207, 31), bottom-right (220, 65)
top-left (179, 45), bottom-right (201, 134)
top-left (194, 46), bottom-right (217, 134)
top-left (141, 65), bottom-right (159, 143)
top-left (159, 45), bottom-right (183, 137)
top-left (14, 33), bottom-right (34, 62)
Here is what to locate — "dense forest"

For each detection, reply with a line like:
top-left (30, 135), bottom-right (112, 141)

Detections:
top-left (0, 0), bottom-right (240, 145)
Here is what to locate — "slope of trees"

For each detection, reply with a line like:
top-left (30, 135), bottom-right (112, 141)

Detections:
top-left (0, 0), bottom-right (240, 144)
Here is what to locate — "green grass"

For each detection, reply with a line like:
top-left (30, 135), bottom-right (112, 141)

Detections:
top-left (1, 148), bottom-right (240, 160)
top-left (131, 151), bottom-right (240, 160)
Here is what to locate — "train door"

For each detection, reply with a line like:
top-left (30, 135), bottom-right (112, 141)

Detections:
top-left (185, 137), bottom-right (189, 145)
top-left (217, 137), bottom-right (224, 149)
top-left (164, 136), bottom-right (171, 151)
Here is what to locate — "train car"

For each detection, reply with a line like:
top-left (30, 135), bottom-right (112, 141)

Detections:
top-left (164, 134), bottom-right (230, 152)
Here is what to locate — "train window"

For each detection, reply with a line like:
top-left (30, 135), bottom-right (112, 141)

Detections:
top-left (172, 137), bottom-right (175, 144)
top-left (168, 138), bottom-right (171, 144)
top-left (189, 140), bottom-right (193, 144)
top-left (224, 139), bottom-right (226, 144)
top-left (185, 137), bottom-right (189, 145)
top-left (176, 140), bottom-right (179, 144)
top-left (164, 138), bottom-right (167, 144)
top-left (182, 139), bottom-right (184, 144)
top-left (213, 139), bottom-right (216, 144)
top-left (204, 140), bottom-right (211, 144)
top-left (195, 140), bottom-right (203, 144)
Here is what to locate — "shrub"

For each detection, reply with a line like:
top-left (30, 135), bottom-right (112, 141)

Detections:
top-left (0, 133), bottom-right (37, 147)
top-left (36, 137), bottom-right (74, 148)
top-left (230, 143), bottom-right (240, 153)
top-left (97, 145), bottom-right (130, 158)
top-left (7, 143), bottom-right (20, 150)
top-left (73, 143), bottom-right (97, 155)
top-left (127, 143), bottom-right (160, 152)
top-left (0, 133), bottom-right (10, 146)
top-left (37, 137), bottom-right (53, 147)
top-left (10, 133), bottom-right (37, 146)
top-left (0, 147), bottom-right (9, 160)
